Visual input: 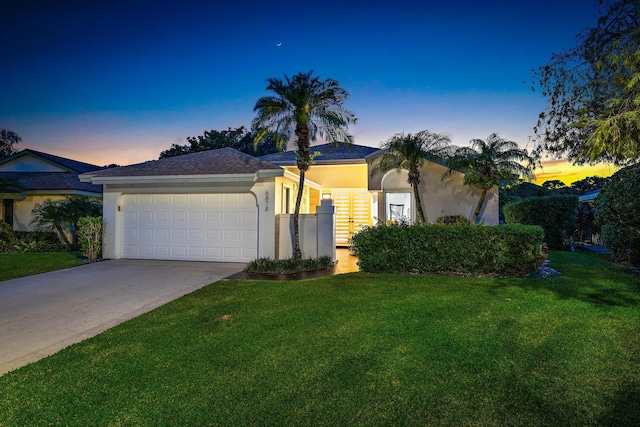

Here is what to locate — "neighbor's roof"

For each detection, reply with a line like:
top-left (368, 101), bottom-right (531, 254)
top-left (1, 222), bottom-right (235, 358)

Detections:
top-left (0, 171), bottom-right (103, 194)
top-left (259, 143), bottom-right (380, 165)
top-left (0, 149), bottom-right (104, 173)
top-left (85, 147), bottom-right (282, 178)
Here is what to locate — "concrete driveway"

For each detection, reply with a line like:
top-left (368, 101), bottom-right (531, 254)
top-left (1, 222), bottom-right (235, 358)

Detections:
top-left (0, 259), bottom-right (245, 376)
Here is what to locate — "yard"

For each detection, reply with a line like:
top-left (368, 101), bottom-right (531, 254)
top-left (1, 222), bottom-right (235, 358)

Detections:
top-left (0, 252), bottom-right (83, 281)
top-left (0, 251), bottom-right (638, 426)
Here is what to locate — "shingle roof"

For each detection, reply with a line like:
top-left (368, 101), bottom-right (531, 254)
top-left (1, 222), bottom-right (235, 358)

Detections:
top-left (259, 143), bottom-right (380, 164)
top-left (0, 149), bottom-right (104, 173)
top-left (87, 147), bottom-right (282, 178)
top-left (0, 172), bottom-right (103, 194)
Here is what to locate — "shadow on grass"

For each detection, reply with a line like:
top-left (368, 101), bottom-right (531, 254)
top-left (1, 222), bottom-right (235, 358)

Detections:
top-left (494, 251), bottom-right (640, 309)
top-left (597, 381), bottom-right (640, 426)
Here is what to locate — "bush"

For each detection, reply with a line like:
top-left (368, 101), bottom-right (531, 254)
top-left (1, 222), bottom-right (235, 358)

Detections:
top-left (77, 216), bottom-right (103, 261)
top-left (595, 163), bottom-right (640, 264)
top-left (247, 256), bottom-right (333, 274)
top-left (350, 223), bottom-right (545, 276)
top-left (435, 215), bottom-right (471, 225)
top-left (503, 195), bottom-right (578, 250)
top-left (0, 220), bottom-right (17, 253)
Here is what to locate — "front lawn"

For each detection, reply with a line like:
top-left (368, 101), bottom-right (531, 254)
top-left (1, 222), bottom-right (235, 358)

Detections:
top-left (0, 252), bottom-right (83, 281)
top-left (0, 252), bottom-right (638, 425)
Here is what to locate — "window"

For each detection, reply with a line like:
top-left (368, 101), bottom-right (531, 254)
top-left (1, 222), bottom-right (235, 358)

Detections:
top-left (282, 185), bottom-right (292, 214)
top-left (3, 199), bottom-right (14, 226)
top-left (385, 192), bottom-right (412, 222)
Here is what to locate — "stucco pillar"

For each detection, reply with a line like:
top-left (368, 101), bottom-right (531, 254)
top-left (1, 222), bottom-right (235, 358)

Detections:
top-left (316, 198), bottom-right (336, 262)
top-left (102, 190), bottom-right (122, 259)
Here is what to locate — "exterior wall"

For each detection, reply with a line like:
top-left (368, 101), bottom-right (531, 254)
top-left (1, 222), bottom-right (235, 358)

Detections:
top-left (101, 180), bottom-right (279, 260)
top-left (278, 199), bottom-right (336, 260)
top-left (379, 162), bottom-right (499, 225)
top-left (285, 164), bottom-right (369, 189)
top-left (0, 156), bottom-right (67, 172)
top-left (13, 195), bottom-right (67, 232)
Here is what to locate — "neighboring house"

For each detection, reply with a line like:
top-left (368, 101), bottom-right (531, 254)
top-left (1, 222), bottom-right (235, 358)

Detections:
top-left (80, 144), bottom-right (499, 263)
top-left (0, 149), bottom-right (103, 232)
top-left (578, 189), bottom-right (600, 205)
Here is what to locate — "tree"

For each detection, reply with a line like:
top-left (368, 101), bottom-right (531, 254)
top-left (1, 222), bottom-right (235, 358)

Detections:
top-left (252, 71), bottom-right (357, 259)
top-left (534, 0), bottom-right (640, 165)
top-left (31, 196), bottom-right (102, 244)
top-left (444, 133), bottom-right (536, 224)
top-left (570, 175), bottom-right (611, 194)
top-left (594, 162), bottom-right (640, 263)
top-left (372, 130), bottom-right (452, 223)
top-left (0, 129), bottom-right (21, 159)
top-left (542, 180), bottom-right (569, 192)
top-left (159, 126), bottom-right (279, 159)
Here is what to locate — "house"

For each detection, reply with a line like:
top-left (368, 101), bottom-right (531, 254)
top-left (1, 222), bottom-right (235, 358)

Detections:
top-left (80, 144), bottom-right (498, 263)
top-left (260, 143), bottom-right (499, 241)
top-left (0, 149), bottom-right (103, 232)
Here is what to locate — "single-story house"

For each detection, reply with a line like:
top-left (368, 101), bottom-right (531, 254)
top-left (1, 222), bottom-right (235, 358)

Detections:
top-left (0, 149), bottom-right (103, 232)
top-left (80, 144), bottom-right (498, 262)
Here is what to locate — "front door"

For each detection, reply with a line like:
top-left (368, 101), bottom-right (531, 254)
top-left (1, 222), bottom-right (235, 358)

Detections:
top-left (331, 190), bottom-right (373, 246)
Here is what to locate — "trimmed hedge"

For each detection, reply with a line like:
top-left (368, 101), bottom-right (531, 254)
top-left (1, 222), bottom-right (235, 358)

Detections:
top-left (350, 223), bottom-right (545, 276)
top-left (503, 195), bottom-right (578, 250)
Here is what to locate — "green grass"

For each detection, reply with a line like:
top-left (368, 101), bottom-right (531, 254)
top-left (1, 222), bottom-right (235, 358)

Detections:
top-left (0, 252), bottom-right (639, 426)
top-left (0, 252), bottom-right (82, 281)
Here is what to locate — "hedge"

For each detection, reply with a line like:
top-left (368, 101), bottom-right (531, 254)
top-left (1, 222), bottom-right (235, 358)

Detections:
top-left (350, 223), bottom-right (545, 276)
top-left (503, 195), bottom-right (578, 250)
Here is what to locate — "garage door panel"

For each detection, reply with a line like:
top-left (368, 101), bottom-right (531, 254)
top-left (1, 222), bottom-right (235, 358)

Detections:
top-left (122, 193), bottom-right (257, 262)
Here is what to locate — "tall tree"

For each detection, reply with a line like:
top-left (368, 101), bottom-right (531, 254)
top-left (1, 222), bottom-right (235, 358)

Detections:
top-left (444, 133), bottom-right (536, 224)
top-left (159, 126), bottom-right (279, 159)
top-left (0, 129), bottom-right (21, 159)
top-left (371, 130), bottom-right (452, 223)
top-left (570, 175), bottom-right (611, 194)
top-left (534, 0), bottom-right (640, 165)
top-left (252, 71), bottom-right (357, 259)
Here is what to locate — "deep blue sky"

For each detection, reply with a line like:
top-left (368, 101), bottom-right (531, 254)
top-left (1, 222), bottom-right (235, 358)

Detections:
top-left (1, 0), bottom-right (610, 181)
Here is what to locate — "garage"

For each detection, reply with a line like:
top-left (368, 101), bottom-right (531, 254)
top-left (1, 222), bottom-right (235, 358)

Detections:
top-left (79, 148), bottom-right (286, 262)
top-left (121, 193), bottom-right (257, 262)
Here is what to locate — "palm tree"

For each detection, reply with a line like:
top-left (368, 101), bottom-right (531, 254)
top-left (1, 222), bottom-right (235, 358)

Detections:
top-left (444, 133), bottom-right (536, 224)
top-left (252, 71), bottom-right (357, 259)
top-left (371, 130), bottom-right (452, 223)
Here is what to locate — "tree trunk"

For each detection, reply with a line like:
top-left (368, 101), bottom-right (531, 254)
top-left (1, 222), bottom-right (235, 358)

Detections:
top-left (413, 183), bottom-right (427, 223)
top-left (293, 168), bottom-right (305, 259)
top-left (293, 122), bottom-right (310, 260)
top-left (472, 189), bottom-right (487, 224)
top-left (55, 224), bottom-right (70, 245)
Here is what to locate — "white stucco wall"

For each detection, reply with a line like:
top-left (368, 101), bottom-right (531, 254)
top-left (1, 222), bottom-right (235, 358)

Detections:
top-left (379, 162), bottom-right (499, 225)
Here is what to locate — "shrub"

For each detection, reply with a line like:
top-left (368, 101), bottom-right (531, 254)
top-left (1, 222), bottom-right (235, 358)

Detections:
top-left (435, 215), bottom-right (470, 225)
top-left (0, 220), bottom-right (17, 253)
top-left (350, 223), bottom-right (544, 276)
top-left (503, 195), bottom-right (578, 250)
top-left (594, 163), bottom-right (640, 264)
top-left (247, 256), bottom-right (333, 274)
top-left (77, 216), bottom-right (103, 261)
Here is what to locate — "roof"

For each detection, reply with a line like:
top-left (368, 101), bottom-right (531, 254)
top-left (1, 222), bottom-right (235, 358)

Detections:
top-left (0, 172), bottom-right (103, 194)
top-left (259, 143), bottom-right (380, 165)
top-left (0, 149), bottom-right (104, 173)
top-left (86, 147), bottom-right (282, 178)
top-left (579, 189), bottom-right (601, 203)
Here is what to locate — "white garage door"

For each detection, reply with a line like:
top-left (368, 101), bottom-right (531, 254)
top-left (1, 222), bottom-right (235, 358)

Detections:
top-left (121, 193), bottom-right (257, 262)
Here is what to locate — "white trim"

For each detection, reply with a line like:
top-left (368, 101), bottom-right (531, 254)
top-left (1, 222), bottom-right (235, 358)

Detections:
top-left (82, 169), bottom-right (284, 185)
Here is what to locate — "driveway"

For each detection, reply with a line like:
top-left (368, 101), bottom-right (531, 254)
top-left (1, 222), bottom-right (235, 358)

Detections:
top-left (0, 259), bottom-right (245, 376)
